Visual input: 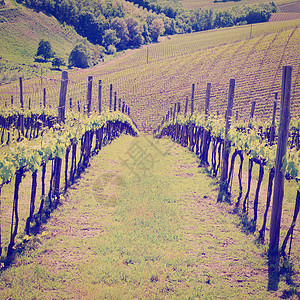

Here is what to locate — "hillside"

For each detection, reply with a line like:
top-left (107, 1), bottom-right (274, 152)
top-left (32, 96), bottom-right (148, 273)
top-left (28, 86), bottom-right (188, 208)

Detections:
top-left (1, 18), bottom-right (299, 132)
top-left (182, 0), bottom-right (300, 10)
top-left (0, 2), bottom-right (103, 83)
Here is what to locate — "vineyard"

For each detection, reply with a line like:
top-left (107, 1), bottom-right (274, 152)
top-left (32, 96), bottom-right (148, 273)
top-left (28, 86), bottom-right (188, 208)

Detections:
top-left (0, 15), bottom-right (300, 298)
top-left (154, 67), bottom-right (300, 292)
top-left (0, 19), bottom-right (299, 133)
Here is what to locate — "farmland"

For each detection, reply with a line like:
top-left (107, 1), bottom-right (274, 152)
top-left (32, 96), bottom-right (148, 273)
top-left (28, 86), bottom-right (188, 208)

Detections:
top-left (0, 1), bottom-right (300, 298)
top-left (1, 18), bottom-right (299, 131)
top-left (182, 0), bottom-right (300, 10)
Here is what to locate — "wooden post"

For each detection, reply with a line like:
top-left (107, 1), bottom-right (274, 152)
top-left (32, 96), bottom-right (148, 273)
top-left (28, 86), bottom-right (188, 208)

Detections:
top-left (205, 83), bottom-right (211, 118)
top-left (118, 99), bottom-right (121, 111)
top-left (70, 98), bottom-right (72, 110)
top-left (19, 77), bottom-right (24, 136)
top-left (109, 84), bottom-right (113, 112)
top-left (128, 107), bottom-right (130, 116)
top-left (204, 83), bottom-right (211, 117)
top-left (11, 96), bottom-right (13, 107)
top-left (250, 100), bottom-right (256, 119)
top-left (78, 101), bottom-right (80, 112)
top-left (114, 92), bottom-right (117, 111)
top-left (217, 79), bottom-right (235, 202)
top-left (177, 102), bottom-right (181, 114)
top-left (184, 96), bottom-right (188, 117)
top-left (270, 93), bottom-right (278, 144)
top-left (28, 98), bottom-right (31, 110)
top-left (58, 71), bottom-right (68, 123)
top-left (191, 84), bottom-right (195, 116)
top-left (98, 80), bottom-right (102, 114)
top-left (87, 76), bottom-right (93, 115)
top-left (147, 46), bottom-right (149, 64)
top-left (173, 103), bottom-right (177, 121)
top-left (269, 66), bottom-right (292, 255)
top-left (19, 77), bottom-right (24, 109)
top-left (54, 71), bottom-right (68, 203)
top-left (122, 101), bottom-right (125, 113)
top-left (43, 88), bottom-right (46, 108)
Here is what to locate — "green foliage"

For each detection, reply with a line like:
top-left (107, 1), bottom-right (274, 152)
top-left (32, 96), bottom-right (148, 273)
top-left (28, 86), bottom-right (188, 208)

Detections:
top-left (51, 57), bottom-right (64, 69)
top-left (35, 39), bottom-right (54, 61)
top-left (149, 18), bottom-right (165, 42)
top-left (68, 43), bottom-right (89, 68)
top-left (103, 29), bottom-right (120, 48)
top-left (156, 114), bottom-right (300, 183)
top-left (0, 110), bottom-right (138, 185)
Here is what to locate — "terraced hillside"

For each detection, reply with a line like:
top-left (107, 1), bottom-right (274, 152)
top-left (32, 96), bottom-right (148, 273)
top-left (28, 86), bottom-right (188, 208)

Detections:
top-left (0, 20), bottom-right (299, 132)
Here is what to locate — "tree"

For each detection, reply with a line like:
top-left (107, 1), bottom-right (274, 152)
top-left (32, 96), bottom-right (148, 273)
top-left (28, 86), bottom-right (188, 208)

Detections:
top-left (103, 29), bottom-right (120, 48)
top-left (214, 11), bottom-right (234, 28)
top-left (35, 40), bottom-right (54, 61)
top-left (111, 17), bottom-right (129, 50)
top-left (149, 18), bottom-right (165, 42)
top-left (126, 17), bottom-right (142, 47)
top-left (52, 57), bottom-right (64, 69)
top-left (68, 43), bottom-right (89, 68)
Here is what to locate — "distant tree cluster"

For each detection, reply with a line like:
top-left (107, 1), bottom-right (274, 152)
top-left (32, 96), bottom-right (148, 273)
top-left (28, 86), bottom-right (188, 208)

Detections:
top-left (35, 39), bottom-right (66, 69)
top-left (24, 0), bottom-right (277, 68)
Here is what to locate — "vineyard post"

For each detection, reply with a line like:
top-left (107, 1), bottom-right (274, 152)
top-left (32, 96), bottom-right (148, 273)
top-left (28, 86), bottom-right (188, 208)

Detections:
top-left (200, 82), bottom-right (211, 165)
top-left (54, 71), bottom-right (68, 203)
top-left (128, 107), bottom-right (130, 116)
top-left (77, 101), bottom-right (80, 112)
top-left (19, 77), bottom-right (24, 109)
top-left (58, 71), bottom-right (68, 123)
top-left (173, 103), bottom-right (177, 121)
top-left (118, 98), bottom-right (121, 111)
top-left (177, 102), bottom-right (181, 115)
top-left (217, 79), bottom-right (235, 202)
top-left (87, 76), bottom-right (93, 115)
top-left (270, 93), bottom-right (278, 144)
top-left (250, 101), bottom-right (256, 119)
top-left (28, 98), bottom-right (31, 110)
top-left (122, 101), bottom-right (125, 113)
top-left (191, 84), bottom-right (195, 116)
top-left (98, 80), bottom-right (102, 114)
top-left (184, 96), bottom-right (188, 117)
top-left (269, 66), bottom-right (292, 256)
top-left (235, 110), bottom-right (238, 120)
top-left (19, 77), bottom-right (24, 136)
top-left (205, 83), bottom-right (211, 117)
top-left (70, 98), bottom-right (72, 110)
top-left (11, 96), bottom-right (13, 107)
top-left (43, 88), bottom-right (46, 108)
top-left (109, 84), bottom-right (113, 112)
top-left (114, 92), bottom-right (117, 111)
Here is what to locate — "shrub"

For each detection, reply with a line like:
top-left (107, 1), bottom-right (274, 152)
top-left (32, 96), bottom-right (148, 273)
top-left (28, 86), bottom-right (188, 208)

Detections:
top-left (68, 43), bottom-right (90, 68)
top-left (35, 40), bottom-right (54, 61)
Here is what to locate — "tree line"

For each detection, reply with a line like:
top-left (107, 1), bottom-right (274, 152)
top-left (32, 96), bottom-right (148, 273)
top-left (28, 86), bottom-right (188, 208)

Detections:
top-left (18, 0), bottom-right (277, 68)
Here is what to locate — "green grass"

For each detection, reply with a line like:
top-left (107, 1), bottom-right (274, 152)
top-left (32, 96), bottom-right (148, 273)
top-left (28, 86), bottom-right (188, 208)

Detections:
top-left (0, 2), bottom-right (101, 83)
top-left (0, 134), bottom-right (295, 299)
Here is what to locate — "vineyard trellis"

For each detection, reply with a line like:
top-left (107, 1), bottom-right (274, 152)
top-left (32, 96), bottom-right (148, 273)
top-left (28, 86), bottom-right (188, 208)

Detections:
top-left (154, 66), bottom-right (300, 287)
top-left (0, 71), bottom-right (138, 265)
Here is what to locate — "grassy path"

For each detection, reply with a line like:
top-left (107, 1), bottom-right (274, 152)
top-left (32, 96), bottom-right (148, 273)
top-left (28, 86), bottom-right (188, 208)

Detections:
top-left (0, 135), bottom-right (286, 299)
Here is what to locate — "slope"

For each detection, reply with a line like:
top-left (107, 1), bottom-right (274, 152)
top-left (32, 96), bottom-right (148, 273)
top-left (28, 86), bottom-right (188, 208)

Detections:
top-left (0, 19), bottom-right (299, 132)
